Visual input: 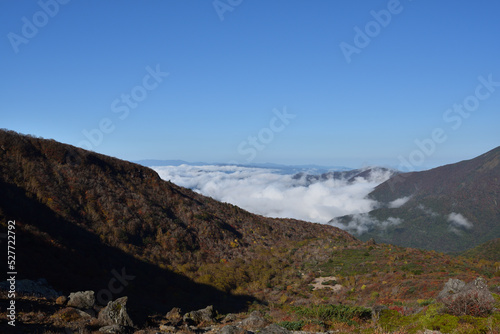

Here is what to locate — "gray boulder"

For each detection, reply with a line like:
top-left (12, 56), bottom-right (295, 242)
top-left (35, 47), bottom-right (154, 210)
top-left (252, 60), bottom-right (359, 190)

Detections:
top-left (183, 305), bottom-right (216, 325)
top-left (165, 307), bottom-right (183, 325)
top-left (260, 324), bottom-right (291, 334)
top-left (461, 277), bottom-right (495, 303)
top-left (438, 277), bottom-right (494, 304)
top-left (98, 324), bottom-right (128, 333)
top-left (221, 313), bottom-right (239, 323)
top-left (159, 324), bottom-right (177, 333)
top-left (238, 311), bottom-right (269, 330)
top-left (98, 296), bottom-right (135, 328)
top-left (67, 290), bottom-right (95, 309)
top-left (437, 278), bottom-right (466, 301)
top-left (217, 325), bottom-right (250, 334)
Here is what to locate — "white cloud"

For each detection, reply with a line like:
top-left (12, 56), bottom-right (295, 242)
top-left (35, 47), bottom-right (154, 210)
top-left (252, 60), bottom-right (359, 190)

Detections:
top-left (328, 214), bottom-right (402, 235)
top-left (388, 196), bottom-right (411, 208)
top-left (417, 204), bottom-right (439, 217)
top-left (447, 212), bottom-right (473, 230)
top-left (153, 165), bottom-right (393, 224)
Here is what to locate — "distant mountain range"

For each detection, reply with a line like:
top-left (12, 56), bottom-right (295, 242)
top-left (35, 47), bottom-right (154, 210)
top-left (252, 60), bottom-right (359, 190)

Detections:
top-left (332, 146), bottom-right (500, 253)
top-left (136, 159), bottom-right (352, 175)
top-left (292, 167), bottom-right (397, 186)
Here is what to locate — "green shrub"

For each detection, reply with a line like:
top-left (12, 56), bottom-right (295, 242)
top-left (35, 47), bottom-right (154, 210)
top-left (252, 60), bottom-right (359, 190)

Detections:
top-left (277, 320), bottom-right (305, 331)
top-left (423, 313), bottom-right (458, 333)
top-left (417, 299), bottom-right (434, 306)
top-left (378, 309), bottom-right (403, 332)
top-left (458, 315), bottom-right (490, 334)
top-left (419, 304), bottom-right (458, 333)
top-left (292, 304), bottom-right (371, 326)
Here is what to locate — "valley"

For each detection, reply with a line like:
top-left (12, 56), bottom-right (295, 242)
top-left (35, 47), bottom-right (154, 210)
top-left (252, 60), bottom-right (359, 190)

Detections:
top-left (0, 130), bottom-right (499, 333)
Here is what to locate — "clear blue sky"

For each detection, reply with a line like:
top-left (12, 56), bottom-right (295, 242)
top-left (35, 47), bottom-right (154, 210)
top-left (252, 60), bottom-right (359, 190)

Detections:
top-left (2, 0), bottom-right (500, 170)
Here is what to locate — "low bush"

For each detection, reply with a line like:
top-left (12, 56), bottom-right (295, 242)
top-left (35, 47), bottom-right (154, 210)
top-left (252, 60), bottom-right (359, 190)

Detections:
top-left (443, 291), bottom-right (494, 317)
top-left (292, 304), bottom-right (371, 326)
top-left (277, 320), bottom-right (305, 331)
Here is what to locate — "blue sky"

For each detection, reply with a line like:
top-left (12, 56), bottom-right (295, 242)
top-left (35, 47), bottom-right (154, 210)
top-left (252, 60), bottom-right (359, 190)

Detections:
top-left (1, 0), bottom-right (500, 170)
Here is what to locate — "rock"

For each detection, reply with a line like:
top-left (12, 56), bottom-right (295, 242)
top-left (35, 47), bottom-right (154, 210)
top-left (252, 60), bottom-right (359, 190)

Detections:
top-left (259, 324), bottom-right (291, 334)
top-left (460, 277), bottom-right (495, 304)
top-left (98, 296), bottom-right (135, 328)
top-left (464, 277), bottom-right (491, 293)
top-left (0, 278), bottom-right (61, 299)
top-left (218, 324), bottom-right (251, 334)
top-left (159, 324), bottom-right (177, 333)
top-left (221, 313), bottom-right (239, 323)
top-left (437, 277), bottom-right (495, 316)
top-left (74, 308), bottom-right (93, 319)
top-left (438, 277), bottom-right (494, 304)
top-left (68, 290), bottom-right (95, 309)
top-left (183, 305), bottom-right (216, 325)
top-left (98, 324), bottom-right (128, 333)
top-left (437, 278), bottom-right (466, 301)
top-left (56, 295), bottom-right (68, 305)
top-left (165, 307), bottom-right (183, 325)
top-left (57, 307), bottom-right (93, 321)
top-left (238, 311), bottom-right (269, 330)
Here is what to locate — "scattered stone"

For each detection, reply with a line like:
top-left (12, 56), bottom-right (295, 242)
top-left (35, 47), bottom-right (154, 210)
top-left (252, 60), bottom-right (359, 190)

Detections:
top-left (221, 313), bottom-right (239, 323)
top-left (98, 296), bottom-right (135, 328)
top-left (165, 307), bottom-right (183, 325)
top-left (238, 311), bottom-right (268, 330)
top-left (259, 324), bottom-right (291, 334)
top-left (159, 324), bottom-right (177, 332)
top-left (0, 278), bottom-right (61, 299)
top-left (98, 324), bottom-right (128, 333)
top-left (68, 290), bottom-right (95, 309)
top-left (56, 295), bottom-right (68, 305)
top-left (183, 305), bottom-right (216, 325)
top-left (218, 324), bottom-right (250, 334)
top-left (310, 276), bottom-right (343, 292)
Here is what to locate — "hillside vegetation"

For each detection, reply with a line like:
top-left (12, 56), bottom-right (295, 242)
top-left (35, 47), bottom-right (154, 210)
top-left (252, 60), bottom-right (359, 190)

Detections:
top-left (462, 238), bottom-right (500, 262)
top-left (1, 129), bottom-right (500, 333)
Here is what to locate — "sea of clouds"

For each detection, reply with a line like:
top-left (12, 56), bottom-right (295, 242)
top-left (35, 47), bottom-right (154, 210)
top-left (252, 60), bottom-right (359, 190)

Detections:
top-left (152, 165), bottom-right (394, 224)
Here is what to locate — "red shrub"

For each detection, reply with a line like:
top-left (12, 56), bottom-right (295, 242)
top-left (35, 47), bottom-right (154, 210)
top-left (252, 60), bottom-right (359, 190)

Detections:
top-left (443, 290), bottom-right (493, 317)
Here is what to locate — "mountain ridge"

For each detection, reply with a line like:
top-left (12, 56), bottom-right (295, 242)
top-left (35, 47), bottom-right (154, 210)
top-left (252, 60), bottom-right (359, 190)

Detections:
top-left (333, 146), bottom-right (500, 253)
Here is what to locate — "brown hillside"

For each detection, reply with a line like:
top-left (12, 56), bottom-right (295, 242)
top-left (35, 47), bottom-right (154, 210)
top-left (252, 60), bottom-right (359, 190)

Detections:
top-left (0, 129), bottom-right (354, 313)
